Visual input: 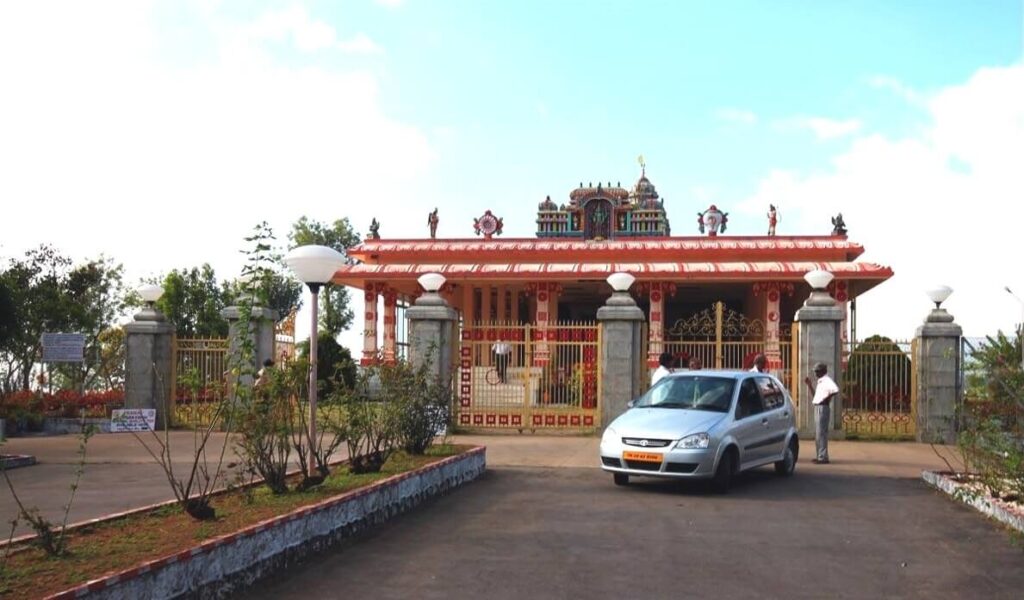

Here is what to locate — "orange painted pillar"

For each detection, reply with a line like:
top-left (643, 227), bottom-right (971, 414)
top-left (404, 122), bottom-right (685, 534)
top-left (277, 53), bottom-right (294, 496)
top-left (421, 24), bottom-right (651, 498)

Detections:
top-left (533, 283), bottom-right (552, 365)
top-left (646, 282), bottom-right (665, 368)
top-left (382, 287), bottom-right (397, 364)
top-left (361, 284), bottom-right (379, 366)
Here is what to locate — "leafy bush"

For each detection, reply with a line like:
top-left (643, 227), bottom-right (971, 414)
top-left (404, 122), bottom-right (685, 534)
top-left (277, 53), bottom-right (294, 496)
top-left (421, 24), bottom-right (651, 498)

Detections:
top-left (959, 331), bottom-right (1024, 500)
top-left (298, 333), bottom-right (357, 394)
top-left (338, 363), bottom-right (404, 474)
top-left (398, 363), bottom-right (451, 455)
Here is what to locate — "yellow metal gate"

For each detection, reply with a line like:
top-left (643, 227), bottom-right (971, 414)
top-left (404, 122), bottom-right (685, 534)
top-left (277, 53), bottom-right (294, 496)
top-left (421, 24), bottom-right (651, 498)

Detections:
top-left (455, 321), bottom-right (601, 432)
top-left (841, 338), bottom-right (917, 439)
top-left (663, 302), bottom-right (795, 386)
top-left (171, 337), bottom-right (228, 427)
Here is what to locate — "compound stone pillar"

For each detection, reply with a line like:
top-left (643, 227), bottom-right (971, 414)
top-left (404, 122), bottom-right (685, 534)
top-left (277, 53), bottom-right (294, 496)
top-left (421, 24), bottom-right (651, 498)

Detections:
top-left (597, 289), bottom-right (646, 427)
top-left (795, 287), bottom-right (844, 439)
top-left (221, 303), bottom-right (278, 396)
top-left (124, 306), bottom-right (175, 429)
top-left (407, 289), bottom-right (458, 390)
top-left (915, 307), bottom-right (962, 444)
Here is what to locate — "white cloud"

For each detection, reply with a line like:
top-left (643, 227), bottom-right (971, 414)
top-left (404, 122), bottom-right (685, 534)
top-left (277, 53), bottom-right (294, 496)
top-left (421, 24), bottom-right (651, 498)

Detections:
top-left (0, 2), bottom-right (432, 352)
top-left (867, 74), bottom-right (924, 105)
top-left (337, 32), bottom-right (384, 55)
top-left (775, 116), bottom-right (862, 139)
top-left (714, 107), bottom-right (758, 125)
top-left (739, 64), bottom-right (1024, 338)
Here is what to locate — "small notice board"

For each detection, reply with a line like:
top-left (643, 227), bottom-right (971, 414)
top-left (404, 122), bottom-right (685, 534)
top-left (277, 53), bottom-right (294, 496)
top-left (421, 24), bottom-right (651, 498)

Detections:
top-left (110, 409), bottom-right (157, 433)
top-left (41, 333), bottom-right (86, 363)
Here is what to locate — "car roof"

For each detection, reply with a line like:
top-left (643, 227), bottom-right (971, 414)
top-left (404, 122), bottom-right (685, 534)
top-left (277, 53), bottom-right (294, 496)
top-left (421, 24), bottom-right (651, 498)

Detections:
top-left (665, 369), bottom-right (774, 380)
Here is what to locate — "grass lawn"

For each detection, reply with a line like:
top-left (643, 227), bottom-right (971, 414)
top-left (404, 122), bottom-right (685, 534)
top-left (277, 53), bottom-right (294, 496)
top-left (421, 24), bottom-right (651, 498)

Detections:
top-left (0, 445), bottom-right (469, 599)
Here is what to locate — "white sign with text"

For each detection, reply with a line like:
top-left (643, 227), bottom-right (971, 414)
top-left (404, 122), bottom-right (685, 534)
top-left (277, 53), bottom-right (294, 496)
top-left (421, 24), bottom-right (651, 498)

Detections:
top-left (110, 409), bottom-right (157, 433)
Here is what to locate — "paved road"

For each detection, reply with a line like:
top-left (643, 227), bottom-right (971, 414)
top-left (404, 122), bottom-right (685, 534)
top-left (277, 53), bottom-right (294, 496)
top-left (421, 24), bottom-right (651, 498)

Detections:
top-left (251, 463), bottom-right (1024, 600)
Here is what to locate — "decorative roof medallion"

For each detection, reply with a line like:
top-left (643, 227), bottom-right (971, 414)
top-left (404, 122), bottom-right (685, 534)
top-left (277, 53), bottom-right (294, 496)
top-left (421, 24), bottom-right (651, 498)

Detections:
top-left (697, 204), bottom-right (728, 237)
top-left (473, 210), bottom-right (504, 239)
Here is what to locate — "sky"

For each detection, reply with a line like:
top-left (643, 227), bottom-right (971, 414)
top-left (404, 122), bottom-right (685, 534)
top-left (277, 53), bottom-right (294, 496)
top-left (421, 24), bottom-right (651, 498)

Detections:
top-left (1, 0), bottom-right (1022, 355)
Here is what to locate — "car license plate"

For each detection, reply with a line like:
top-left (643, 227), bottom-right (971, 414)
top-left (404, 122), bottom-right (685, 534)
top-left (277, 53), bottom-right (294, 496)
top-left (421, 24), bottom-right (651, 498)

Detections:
top-left (622, 450), bottom-right (662, 463)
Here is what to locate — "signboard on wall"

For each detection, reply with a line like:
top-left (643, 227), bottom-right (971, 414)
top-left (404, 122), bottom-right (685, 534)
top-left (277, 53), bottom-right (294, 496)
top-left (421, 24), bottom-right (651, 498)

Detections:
top-left (41, 333), bottom-right (86, 363)
top-left (110, 409), bottom-right (157, 433)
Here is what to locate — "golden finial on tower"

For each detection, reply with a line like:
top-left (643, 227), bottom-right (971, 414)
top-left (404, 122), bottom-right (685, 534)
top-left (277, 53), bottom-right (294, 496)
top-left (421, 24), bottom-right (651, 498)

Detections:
top-left (637, 154), bottom-right (646, 175)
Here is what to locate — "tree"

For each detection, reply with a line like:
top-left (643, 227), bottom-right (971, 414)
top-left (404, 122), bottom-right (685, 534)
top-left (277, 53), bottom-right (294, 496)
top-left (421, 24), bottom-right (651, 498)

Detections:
top-left (298, 333), bottom-right (357, 394)
top-left (155, 265), bottom-right (229, 338)
top-left (50, 257), bottom-right (128, 391)
top-left (289, 216), bottom-right (359, 338)
top-left (0, 247), bottom-right (126, 393)
top-left (844, 335), bottom-right (912, 410)
top-left (0, 278), bottom-right (16, 350)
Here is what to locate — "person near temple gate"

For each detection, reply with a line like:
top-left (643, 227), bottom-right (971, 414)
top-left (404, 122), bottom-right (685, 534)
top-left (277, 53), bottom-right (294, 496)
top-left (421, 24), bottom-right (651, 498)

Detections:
top-left (492, 335), bottom-right (512, 383)
top-left (651, 351), bottom-right (674, 386)
top-left (750, 353), bottom-right (768, 373)
top-left (804, 362), bottom-right (840, 464)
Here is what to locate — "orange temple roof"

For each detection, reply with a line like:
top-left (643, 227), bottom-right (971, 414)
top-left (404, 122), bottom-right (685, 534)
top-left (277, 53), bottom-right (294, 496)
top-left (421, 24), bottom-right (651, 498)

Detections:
top-left (334, 235), bottom-right (892, 297)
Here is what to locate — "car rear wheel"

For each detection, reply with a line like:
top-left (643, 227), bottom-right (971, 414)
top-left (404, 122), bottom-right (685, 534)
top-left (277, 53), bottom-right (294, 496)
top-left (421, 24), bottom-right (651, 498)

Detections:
top-left (712, 449), bottom-right (735, 494)
top-left (775, 438), bottom-right (798, 476)
top-left (613, 473), bottom-right (629, 486)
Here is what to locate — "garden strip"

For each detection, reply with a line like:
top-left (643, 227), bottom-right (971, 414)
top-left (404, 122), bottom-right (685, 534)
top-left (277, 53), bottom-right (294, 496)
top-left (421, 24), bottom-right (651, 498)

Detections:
top-left (0, 445), bottom-right (484, 599)
top-left (922, 470), bottom-right (1024, 534)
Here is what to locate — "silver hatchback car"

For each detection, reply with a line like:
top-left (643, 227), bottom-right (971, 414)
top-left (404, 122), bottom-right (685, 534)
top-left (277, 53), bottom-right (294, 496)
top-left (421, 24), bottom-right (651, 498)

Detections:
top-left (599, 370), bottom-right (799, 492)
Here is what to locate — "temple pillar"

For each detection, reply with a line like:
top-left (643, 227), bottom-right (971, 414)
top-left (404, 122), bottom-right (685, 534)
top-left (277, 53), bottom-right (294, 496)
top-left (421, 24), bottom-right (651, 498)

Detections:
top-left (830, 280), bottom-right (851, 366)
top-left (381, 286), bottom-right (398, 364)
top-left (361, 284), bottom-right (379, 365)
top-left (533, 282), bottom-right (553, 365)
top-left (646, 282), bottom-right (666, 368)
top-left (497, 285), bottom-right (507, 323)
top-left (481, 284), bottom-right (492, 323)
top-left (511, 288), bottom-right (520, 323)
top-left (461, 283), bottom-right (474, 324)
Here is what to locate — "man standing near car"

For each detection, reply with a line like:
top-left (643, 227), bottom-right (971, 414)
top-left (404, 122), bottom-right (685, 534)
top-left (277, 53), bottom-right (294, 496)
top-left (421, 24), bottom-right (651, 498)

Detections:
top-left (750, 353), bottom-right (768, 373)
top-left (804, 362), bottom-right (839, 464)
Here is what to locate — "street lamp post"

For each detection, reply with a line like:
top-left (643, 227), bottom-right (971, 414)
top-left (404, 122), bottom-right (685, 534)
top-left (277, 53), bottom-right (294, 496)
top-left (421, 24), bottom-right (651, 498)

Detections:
top-left (1005, 287), bottom-right (1024, 371)
top-left (283, 245), bottom-right (347, 478)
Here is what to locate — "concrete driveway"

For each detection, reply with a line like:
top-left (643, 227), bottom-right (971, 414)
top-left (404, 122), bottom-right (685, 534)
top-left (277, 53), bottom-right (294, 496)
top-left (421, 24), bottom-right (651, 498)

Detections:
top-left (250, 461), bottom-right (1024, 599)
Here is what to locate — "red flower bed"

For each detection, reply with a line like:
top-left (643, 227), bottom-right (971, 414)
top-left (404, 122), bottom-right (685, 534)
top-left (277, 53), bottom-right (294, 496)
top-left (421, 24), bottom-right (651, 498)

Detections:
top-left (0, 389), bottom-right (124, 420)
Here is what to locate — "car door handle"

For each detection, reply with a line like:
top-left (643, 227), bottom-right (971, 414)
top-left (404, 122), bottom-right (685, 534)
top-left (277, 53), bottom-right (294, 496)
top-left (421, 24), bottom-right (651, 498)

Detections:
top-left (761, 417), bottom-right (769, 426)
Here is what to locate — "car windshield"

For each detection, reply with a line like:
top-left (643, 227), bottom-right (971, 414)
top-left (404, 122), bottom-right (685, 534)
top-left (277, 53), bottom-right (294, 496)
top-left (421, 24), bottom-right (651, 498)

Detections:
top-left (634, 375), bottom-right (736, 412)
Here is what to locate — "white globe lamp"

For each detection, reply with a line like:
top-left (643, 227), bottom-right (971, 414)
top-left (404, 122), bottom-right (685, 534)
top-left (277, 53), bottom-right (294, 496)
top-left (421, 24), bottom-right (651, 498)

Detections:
top-left (282, 244), bottom-right (348, 480)
top-left (607, 272), bottom-right (636, 293)
top-left (925, 285), bottom-right (953, 309)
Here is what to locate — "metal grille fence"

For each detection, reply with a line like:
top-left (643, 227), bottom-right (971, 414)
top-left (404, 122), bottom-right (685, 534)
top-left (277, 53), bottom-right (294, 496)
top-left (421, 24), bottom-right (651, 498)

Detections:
top-left (171, 337), bottom-right (228, 428)
top-left (456, 321), bottom-right (600, 431)
top-left (840, 338), bottom-right (917, 439)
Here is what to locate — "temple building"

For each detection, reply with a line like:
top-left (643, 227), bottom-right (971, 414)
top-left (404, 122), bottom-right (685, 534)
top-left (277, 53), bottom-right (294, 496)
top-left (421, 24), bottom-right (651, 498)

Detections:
top-left (332, 166), bottom-right (892, 431)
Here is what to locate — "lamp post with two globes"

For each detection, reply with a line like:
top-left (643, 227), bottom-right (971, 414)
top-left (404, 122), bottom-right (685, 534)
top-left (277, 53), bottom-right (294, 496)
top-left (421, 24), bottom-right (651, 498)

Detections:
top-left (283, 245), bottom-right (348, 477)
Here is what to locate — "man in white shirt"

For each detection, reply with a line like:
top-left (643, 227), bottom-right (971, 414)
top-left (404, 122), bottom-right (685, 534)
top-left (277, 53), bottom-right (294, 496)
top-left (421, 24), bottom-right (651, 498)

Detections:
top-left (804, 362), bottom-right (840, 464)
top-left (492, 336), bottom-right (512, 383)
top-left (651, 351), bottom-right (674, 386)
top-left (749, 353), bottom-right (767, 373)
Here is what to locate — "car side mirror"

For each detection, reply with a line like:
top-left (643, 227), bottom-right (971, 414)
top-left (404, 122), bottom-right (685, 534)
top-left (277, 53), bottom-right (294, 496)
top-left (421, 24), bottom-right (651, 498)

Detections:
top-left (626, 400), bottom-right (635, 409)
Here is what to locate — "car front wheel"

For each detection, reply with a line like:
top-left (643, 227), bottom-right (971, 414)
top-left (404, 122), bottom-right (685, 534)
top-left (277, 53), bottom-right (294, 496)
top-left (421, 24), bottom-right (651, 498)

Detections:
top-left (712, 449), bottom-right (735, 494)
